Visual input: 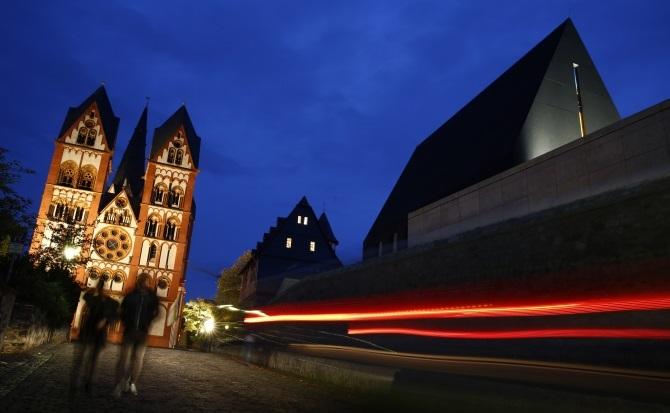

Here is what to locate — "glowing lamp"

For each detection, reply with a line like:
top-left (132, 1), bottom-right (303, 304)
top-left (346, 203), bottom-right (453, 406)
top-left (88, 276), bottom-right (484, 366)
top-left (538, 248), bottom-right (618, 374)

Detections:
top-left (63, 245), bottom-right (80, 261)
top-left (203, 317), bottom-right (215, 334)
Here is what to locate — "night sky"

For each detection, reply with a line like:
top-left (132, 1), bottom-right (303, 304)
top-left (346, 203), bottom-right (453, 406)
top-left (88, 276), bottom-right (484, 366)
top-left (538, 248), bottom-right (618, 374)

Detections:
top-left (2, 1), bottom-right (669, 300)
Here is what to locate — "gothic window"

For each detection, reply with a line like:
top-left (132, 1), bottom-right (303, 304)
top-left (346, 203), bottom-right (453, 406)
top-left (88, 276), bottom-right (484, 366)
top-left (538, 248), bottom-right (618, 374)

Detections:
top-left (113, 272), bottom-right (124, 284)
top-left (175, 149), bottom-right (183, 165)
top-left (57, 162), bottom-right (77, 187)
top-left (164, 219), bottom-right (178, 241)
top-left (152, 185), bottom-right (166, 205)
top-left (77, 166), bottom-right (96, 190)
top-left (88, 268), bottom-right (99, 282)
top-left (148, 243), bottom-right (158, 262)
top-left (101, 271), bottom-right (112, 284)
top-left (73, 206), bottom-right (85, 223)
top-left (167, 148), bottom-right (176, 164)
top-left (144, 215), bottom-right (160, 238)
top-left (168, 187), bottom-right (183, 209)
top-left (77, 127), bottom-right (87, 144)
top-left (86, 128), bottom-right (97, 146)
top-left (157, 278), bottom-right (169, 290)
top-left (49, 200), bottom-right (68, 220)
top-left (76, 119), bottom-right (98, 146)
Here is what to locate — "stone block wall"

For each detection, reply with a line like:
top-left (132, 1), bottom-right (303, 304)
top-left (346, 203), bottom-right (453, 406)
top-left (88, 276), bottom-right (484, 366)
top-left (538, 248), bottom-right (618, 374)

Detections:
top-left (0, 303), bottom-right (68, 354)
top-left (277, 174), bottom-right (670, 304)
top-left (408, 99), bottom-right (670, 247)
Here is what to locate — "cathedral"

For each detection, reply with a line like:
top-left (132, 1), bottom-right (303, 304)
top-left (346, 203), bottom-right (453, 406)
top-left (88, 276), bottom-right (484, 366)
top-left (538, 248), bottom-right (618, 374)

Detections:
top-left (29, 86), bottom-right (201, 348)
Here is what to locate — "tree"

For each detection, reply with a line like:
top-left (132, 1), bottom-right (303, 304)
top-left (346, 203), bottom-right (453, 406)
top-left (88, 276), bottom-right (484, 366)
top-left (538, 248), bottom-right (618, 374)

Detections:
top-left (0, 147), bottom-right (34, 244)
top-left (215, 250), bottom-right (252, 306)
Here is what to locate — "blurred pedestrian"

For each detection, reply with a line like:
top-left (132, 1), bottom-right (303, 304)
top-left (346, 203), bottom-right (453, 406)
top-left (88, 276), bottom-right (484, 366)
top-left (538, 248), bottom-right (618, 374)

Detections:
top-left (113, 273), bottom-right (158, 398)
top-left (70, 279), bottom-right (119, 395)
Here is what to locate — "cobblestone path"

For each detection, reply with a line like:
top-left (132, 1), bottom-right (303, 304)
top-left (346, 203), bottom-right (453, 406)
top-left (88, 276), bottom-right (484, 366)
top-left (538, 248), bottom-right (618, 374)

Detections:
top-left (0, 343), bottom-right (374, 413)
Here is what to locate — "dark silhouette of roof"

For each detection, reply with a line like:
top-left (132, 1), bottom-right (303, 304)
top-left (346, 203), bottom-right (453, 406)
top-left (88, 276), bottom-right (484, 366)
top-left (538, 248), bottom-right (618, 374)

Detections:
top-left (363, 19), bottom-right (620, 258)
top-left (111, 106), bottom-right (147, 201)
top-left (318, 212), bottom-right (338, 246)
top-left (251, 196), bottom-right (341, 279)
top-left (149, 105), bottom-right (201, 168)
top-left (58, 85), bottom-right (120, 150)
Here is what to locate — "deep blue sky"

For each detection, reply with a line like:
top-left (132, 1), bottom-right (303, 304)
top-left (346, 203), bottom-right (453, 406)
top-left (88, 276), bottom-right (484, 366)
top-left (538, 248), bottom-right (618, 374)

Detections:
top-left (2, 1), bottom-right (669, 300)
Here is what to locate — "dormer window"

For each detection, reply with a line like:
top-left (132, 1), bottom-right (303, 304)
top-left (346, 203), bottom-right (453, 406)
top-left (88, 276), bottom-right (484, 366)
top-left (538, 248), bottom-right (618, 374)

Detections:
top-left (285, 237), bottom-right (292, 248)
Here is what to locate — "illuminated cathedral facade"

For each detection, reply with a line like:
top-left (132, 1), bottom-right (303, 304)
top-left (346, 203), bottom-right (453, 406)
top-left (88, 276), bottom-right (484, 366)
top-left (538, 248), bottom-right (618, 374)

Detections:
top-left (30, 86), bottom-right (201, 348)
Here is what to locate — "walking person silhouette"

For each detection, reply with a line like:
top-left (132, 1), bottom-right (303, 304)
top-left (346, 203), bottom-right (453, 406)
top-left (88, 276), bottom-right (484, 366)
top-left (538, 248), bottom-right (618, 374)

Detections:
top-left (113, 273), bottom-right (158, 398)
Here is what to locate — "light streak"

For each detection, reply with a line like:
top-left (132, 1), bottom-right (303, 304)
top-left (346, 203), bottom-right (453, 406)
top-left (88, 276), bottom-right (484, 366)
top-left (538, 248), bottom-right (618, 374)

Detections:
top-left (244, 293), bottom-right (670, 324)
top-left (347, 327), bottom-right (670, 340)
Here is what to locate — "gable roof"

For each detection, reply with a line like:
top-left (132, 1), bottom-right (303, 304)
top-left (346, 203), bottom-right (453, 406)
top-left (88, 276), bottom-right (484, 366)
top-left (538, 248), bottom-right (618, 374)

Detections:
top-left (58, 85), bottom-right (120, 150)
top-left (363, 19), bottom-right (620, 256)
top-left (149, 105), bottom-right (202, 168)
top-left (318, 212), bottom-right (338, 246)
top-left (111, 106), bottom-right (147, 203)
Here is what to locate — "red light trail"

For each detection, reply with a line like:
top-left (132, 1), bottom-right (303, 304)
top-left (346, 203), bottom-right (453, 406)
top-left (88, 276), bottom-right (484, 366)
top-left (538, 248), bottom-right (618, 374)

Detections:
top-left (244, 293), bottom-right (670, 324)
top-left (347, 327), bottom-right (670, 340)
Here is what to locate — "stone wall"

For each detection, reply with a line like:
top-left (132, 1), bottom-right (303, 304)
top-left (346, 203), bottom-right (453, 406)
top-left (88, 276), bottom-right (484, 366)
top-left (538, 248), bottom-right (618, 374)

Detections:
top-left (277, 174), bottom-right (670, 304)
top-left (408, 99), bottom-right (670, 248)
top-left (0, 288), bottom-right (16, 350)
top-left (0, 303), bottom-right (68, 354)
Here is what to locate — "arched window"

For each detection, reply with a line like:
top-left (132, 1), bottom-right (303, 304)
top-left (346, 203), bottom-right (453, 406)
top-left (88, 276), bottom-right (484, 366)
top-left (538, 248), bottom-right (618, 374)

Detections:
top-left (77, 166), bottom-right (96, 190)
top-left (57, 162), bottom-right (77, 187)
top-left (144, 215), bottom-right (160, 238)
top-left (148, 243), bottom-right (158, 262)
top-left (168, 187), bottom-right (183, 209)
top-left (152, 184), bottom-right (167, 205)
top-left (73, 205), bottom-right (86, 222)
top-left (157, 277), bottom-right (169, 290)
top-left (175, 149), bottom-right (183, 165)
top-left (48, 199), bottom-right (68, 220)
top-left (164, 219), bottom-right (178, 241)
top-left (167, 148), bottom-right (176, 163)
top-left (76, 119), bottom-right (98, 146)
top-left (88, 268), bottom-right (99, 281)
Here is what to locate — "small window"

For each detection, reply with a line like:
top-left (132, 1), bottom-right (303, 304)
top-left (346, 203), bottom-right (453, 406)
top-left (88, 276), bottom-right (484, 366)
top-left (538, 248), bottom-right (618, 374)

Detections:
top-left (175, 149), bottom-right (183, 165)
top-left (149, 244), bottom-right (157, 260)
top-left (285, 237), bottom-right (292, 248)
top-left (297, 216), bottom-right (302, 224)
top-left (303, 216), bottom-right (308, 225)
top-left (168, 148), bottom-right (176, 163)
top-left (309, 241), bottom-right (316, 252)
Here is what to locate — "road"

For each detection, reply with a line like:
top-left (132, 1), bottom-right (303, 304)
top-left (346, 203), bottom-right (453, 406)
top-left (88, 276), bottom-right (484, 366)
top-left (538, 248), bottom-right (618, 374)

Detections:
top-left (0, 343), bottom-right (371, 413)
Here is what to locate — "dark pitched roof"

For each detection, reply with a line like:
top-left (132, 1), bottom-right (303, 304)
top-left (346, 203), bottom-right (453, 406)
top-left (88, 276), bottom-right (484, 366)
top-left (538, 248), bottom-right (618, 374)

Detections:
top-left (149, 106), bottom-right (202, 168)
top-left (363, 19), bottom-right (619, 256)
top-left (318, 212), bottom-right (338, 246)
top-left (58, 85), bottom-right (120, 150)
top-left (111, 106), bottom-right (147, 202)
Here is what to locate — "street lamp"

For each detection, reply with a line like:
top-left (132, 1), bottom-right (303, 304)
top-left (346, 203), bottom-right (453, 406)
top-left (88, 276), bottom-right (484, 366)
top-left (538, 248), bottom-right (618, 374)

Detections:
top-left (63, 245), bottom-right (80, 261)
top-left (202, 317), bottom-right (215, 352)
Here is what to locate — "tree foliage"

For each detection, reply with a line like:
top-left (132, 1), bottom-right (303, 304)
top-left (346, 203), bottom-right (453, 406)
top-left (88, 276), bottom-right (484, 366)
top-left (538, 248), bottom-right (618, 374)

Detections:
top-left (215, 250), bottom-right (252, 306)
top-left (0, 147), bottom-right (34, 242)
top-left (182, 298), bottom-right (215, 335)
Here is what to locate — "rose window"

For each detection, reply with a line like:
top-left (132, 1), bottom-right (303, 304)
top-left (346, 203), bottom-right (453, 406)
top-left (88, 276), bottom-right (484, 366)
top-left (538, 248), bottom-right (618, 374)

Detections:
top-left (94, 226), bottom-right (132, 261)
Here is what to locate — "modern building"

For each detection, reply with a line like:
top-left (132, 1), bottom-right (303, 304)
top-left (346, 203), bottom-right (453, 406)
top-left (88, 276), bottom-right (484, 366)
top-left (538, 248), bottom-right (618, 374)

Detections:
top-left (239, 196), bottom-right (342, 306)
top-left (30, 86), bottom-right (201, 348)
top-left (364, 18), bottom-right (620, 258)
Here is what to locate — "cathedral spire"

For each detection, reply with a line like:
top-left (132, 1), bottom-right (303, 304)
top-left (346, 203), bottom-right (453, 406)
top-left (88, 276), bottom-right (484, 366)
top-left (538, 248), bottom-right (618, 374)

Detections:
top-left (112, 105), bottom-right (147, 198)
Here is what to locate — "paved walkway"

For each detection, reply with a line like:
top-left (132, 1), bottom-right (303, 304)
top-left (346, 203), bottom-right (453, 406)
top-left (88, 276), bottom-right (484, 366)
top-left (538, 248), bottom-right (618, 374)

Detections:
top-left (0, 343), bottom-right (372, 413)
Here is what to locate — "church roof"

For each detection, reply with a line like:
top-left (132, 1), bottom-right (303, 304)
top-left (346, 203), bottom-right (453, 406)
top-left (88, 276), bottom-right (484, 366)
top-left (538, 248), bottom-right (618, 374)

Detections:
top-left (111, 106), bottom-right (147, 201)
top-left (58, 85), bottom-right (120, 150)
top-left (149, 105), bottom-right (202, 168)
top-left (364, 19), bottom-right (620, 255)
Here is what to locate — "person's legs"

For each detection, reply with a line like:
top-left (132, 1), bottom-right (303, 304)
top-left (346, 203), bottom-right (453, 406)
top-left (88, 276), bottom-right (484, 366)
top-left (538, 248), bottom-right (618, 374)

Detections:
top-left (113, 340), bottom-right (132, 397)
top-left (128, 337), bottom-right (147, 394)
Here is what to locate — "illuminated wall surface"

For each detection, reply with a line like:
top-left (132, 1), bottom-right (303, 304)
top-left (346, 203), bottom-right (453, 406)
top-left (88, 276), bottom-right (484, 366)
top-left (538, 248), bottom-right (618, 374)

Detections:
top-left (364, 19), bottom-right (620, 258)
top-left (408, 100), bottom-right (670, 247)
